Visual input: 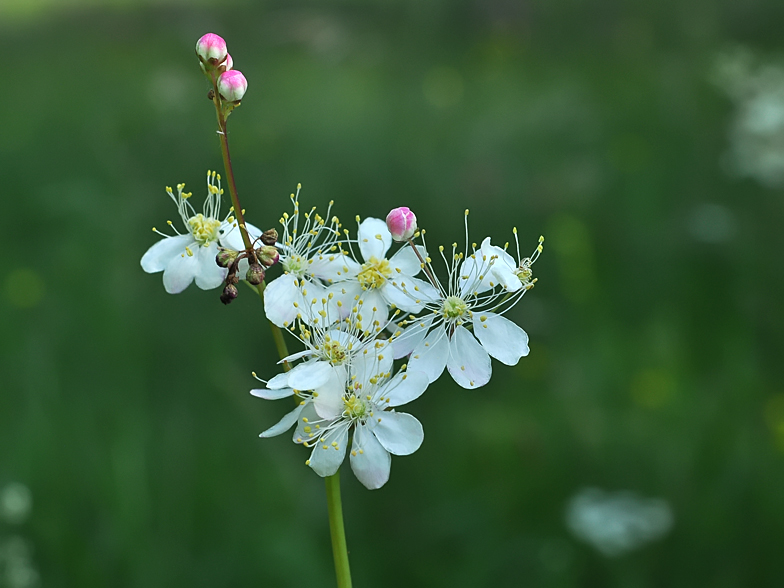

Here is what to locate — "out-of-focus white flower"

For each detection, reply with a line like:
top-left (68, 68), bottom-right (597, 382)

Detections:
top-left (0, 483), bottom-right (32, 525)
top-left (263, 188), bottom-right (351, 327)
top-left (252, 350), bottom-right (429, 490)
top-left (713, 47), bottom-right (784, 188)
top-left (565, 487), bottom-right (674, 557)
top-left (327, 216), bottom-right (439, 330)
top-left (141, 170), bottom-right (260, 294)
top-left (391, 213), bottom-right (542, 389)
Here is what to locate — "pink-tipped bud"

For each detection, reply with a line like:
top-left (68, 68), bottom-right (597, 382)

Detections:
top-left (224, 53), bottom-right (233, 71)
top-left (217, 70), bottom-right (248, 102)
top-left (386, 207), bottom-right (418, 242)
top-left (196, 33), bottom-right (228, 69)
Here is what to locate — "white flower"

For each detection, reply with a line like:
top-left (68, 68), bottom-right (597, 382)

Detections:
top-left (326, 217), bottom-right (439, 330)
top-left (252, 356), bottom-right (429, 490)
top-left (264, 189), bottom-right (351, 327)
top-left (390, 216), bottom-right (543, 389)
top-left (141, 170), bottom-right (259, 293)
top-left (265, 309), bottom-right (392, 393)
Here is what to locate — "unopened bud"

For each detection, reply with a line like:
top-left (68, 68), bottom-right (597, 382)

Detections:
top-left (257, 245), bottom-right (280, 267)
top-left (216, 247), bottom-right (239, 268)
top-left (246, 263), bottom-right (266, 285)
top-left (196, 33), bottom-right (228, 69)
top-left (386, 207), bottom-right (418, 242)
top-left (261, 228), bottom-right (278, 246)
top-left (220, 283), bottom-right (238, 305)
top-left (217, 70), bottom-right (247, 102)
top-left (223, 53), bottom-right (233, 71)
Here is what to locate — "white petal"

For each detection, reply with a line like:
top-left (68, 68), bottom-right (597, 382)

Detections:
top-left (480, 237), bottom-right (516, 271)
top-left (479, 238), bottom-right (522, 291)
top-left (352, 341), bottom-right (394, 389)
top-left (390, 316), bottom-right (434, 359)
top-left (297, 279), bottom-right (333, 325)
top-left (309, 253), bottom-right (361, 283)
top-left (313, 367), bottom-right (348, 420)
top-left (458, 255), bottom-right (492, 297)
top-left (377, 371), bottom-right (430, 407)
top-left (293, 401), bottom-right (322, 444)
top-left (389, 245), bottom-right (425, 277)
top-left (260, 404), bottom-right (302, 438)
top-left (279, 349), bottom-right (316, 363)
top-left (357, 289), bottom-right (389, 331)
top-left (358, 217), bottom-right (392, 261)
top-left (287, 359), bottom-right (334, 392)
top-left (350, 423), bottom-right (391, 490)
top-left (327, 282), bottom-right (363, 320)
top-left (474, 312), bottom-right (530, 366)
top-left (446, 326), bottom-right (492, 389)
top-left (250, 387), bottom-right (295, 400)
top-left (263, 274), bottom-right (301, 327)
top-left (162, 245), bottom-right (200, 293)
top-left (219, 221), bottom-right (262, 250)
top-left (408, 327), bottom-right (449, 383)
top-left (195, 242), bottom-right (227, 290)
top-left (141, 234), bottom-right (193, 273)
top-left (383, 277), bottom-right (439, 313)
top-left (372, 411), bottom-right (424, 456)
top-left (308, 426), bottom-right (349, 477)
top-left (266, 372), bottom-right (291, 390)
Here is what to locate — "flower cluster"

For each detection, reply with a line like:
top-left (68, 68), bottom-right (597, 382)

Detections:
top-left (251, 199), bottom-right (543, 488)
top-left (140, 32), bottom-right (544, 491)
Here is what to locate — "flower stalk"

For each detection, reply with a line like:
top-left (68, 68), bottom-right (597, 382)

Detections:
top-left (207, 54), bottom-right (351, 585)
top-left (209, 71), bottom-right (252, 251)
top-left (325, 472), bottom-right (353, 588)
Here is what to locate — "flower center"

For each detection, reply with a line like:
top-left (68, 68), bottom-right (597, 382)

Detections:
top-left (442, 295), bottom-right (468, 319)
top-left (282, 254), bottom-right (306, 275)
top-left (515, 259), bottom-right (535, 288)
top-left (343, 393), bottom-right (369, 420)
top-left (187, 214), bottom-right (221, 246)
top-left (357, 256), bottom-right (392, 290)
top-left (321, 340), bottom-right (349, 365)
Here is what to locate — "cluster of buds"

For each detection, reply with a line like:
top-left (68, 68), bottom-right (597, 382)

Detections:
top-left (196, 33), bottom-right (248, 113)
top-left (217, 228), bottom-right (280, 304)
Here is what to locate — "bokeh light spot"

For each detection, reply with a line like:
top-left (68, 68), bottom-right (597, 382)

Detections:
top-left (4, 268), bottom-right (44, 309)
top-left (630, 368), bottom-right (676, 409)
top-left (423, 67), bottom-right (464, 108)
top-left (763, 394), bottom-right (784, 453)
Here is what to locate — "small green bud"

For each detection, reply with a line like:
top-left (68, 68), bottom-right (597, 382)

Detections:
top-left (261, 228), bottom-right (278, 246)
top-left (257, 245), bottom-right (280, 268)
top-left (246, 263), bottom-right (266, 285)
top-left (220, 283), bottom-right (238, 305)
top-left (216, 247), bottom-right (239, 268)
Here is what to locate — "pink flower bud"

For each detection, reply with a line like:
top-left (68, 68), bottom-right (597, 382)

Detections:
top-left (386, 207), bottom-right (418, 242)
top-left (217, 70), bottom-right (248, 102)
top-left (196, 33), bottom-right (228, 68)
top-left (224, 53), bottom-right (233, 71)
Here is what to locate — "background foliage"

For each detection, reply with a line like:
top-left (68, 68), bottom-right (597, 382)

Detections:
top-left (2, 0), bottom-right (783, 586)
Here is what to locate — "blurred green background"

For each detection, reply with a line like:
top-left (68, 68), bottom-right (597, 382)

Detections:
top-left (2, 0), bottom-right (784, 586)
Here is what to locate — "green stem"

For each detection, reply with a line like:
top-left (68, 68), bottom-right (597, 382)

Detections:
top-left (209, 69), bottom-right (349, 587)
top-left (325, 472), bottom-right (353, 588)
top-left (210, 76), bottom-right (292, 368)
top-left (209, 73), bottom-right (252, 251)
